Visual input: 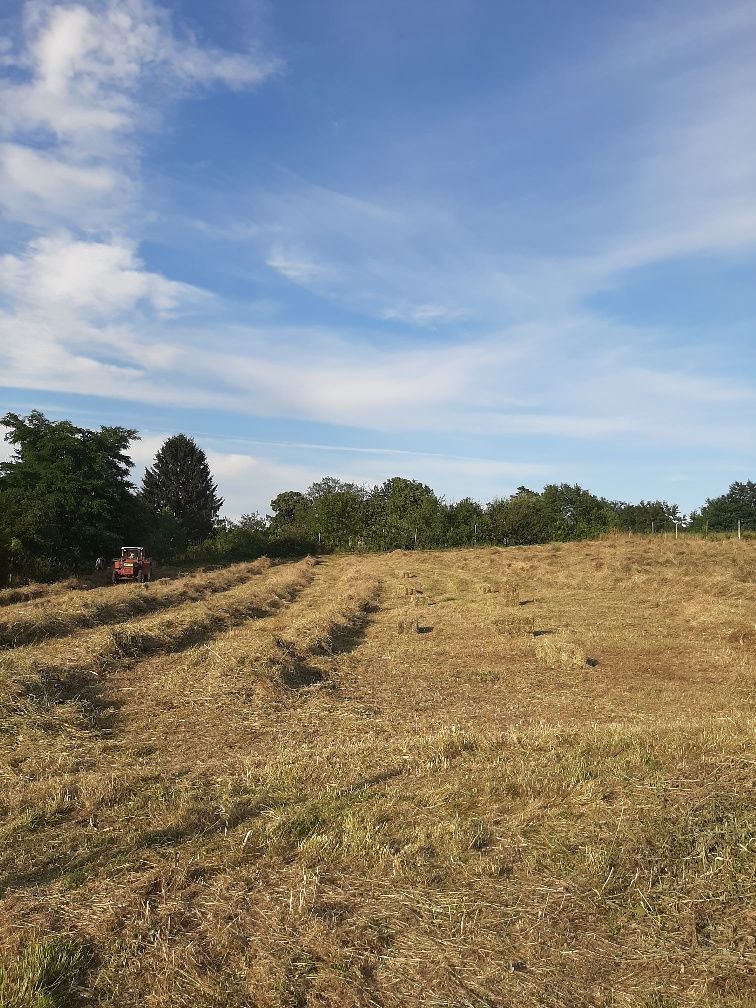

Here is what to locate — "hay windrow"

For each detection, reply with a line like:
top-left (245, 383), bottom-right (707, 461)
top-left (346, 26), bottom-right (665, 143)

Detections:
top-left (0, 558), bottom-right (272, 648)
top-left (0, 558), bottom-right (315, 716)
top-left (0, 577), bottom-right (85, 608)
top-left (270, 572), bottom-right (382, 663)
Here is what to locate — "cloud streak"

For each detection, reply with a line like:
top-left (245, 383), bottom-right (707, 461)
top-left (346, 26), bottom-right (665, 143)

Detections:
top-left (0, 0), bottom-right (755, 514)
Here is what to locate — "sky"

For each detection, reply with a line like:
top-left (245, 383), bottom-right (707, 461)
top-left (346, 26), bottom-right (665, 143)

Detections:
top-left (0, 0), bottom-right (755, 518)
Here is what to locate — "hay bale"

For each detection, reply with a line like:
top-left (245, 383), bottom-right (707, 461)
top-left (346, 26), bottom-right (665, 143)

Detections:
top-left (535, 634), bottom-right (589, 670)
top-left (495, 615), bottom-right (534, 637)
top-left (397, 616), bottom-right (419, 635)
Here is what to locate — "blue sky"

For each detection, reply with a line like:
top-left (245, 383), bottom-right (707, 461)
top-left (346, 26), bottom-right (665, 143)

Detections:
top-left (0, 0), bottom-right (754, 517)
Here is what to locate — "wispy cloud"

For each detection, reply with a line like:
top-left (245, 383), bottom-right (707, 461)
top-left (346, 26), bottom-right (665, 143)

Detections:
top-left (265, 244), bottom-right (331, 285)
top-left (1, 0), bottom-right (755, 514)
top-left (1, 0), bottom-right (280, 140)
top-left (0, 0), bottom-right (280, 256)
top-left (0, 0), bottom-right (279, 408)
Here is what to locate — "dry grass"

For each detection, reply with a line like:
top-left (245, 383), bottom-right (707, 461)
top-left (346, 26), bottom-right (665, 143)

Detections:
top-left (534, 631), bottom-right (591, 669)
top-left (0, 578), bottom-right (84, 608)
top-left (271, 571), bottom-right (381, 661)
top-left (0, 538), bottom-right (755, 1007)
top-left (0, 558), bottom-right (272, 647)
top-left (0, 558), bottom-right (315, 732)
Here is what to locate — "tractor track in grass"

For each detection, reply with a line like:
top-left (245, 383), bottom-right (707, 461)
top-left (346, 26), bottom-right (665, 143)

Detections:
top-left (0, 559), bottom-right (275, 648)
top-left (0, 558), bottom-right (317, 730)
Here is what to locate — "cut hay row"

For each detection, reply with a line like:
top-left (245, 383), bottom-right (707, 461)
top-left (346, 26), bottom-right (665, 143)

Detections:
top-left (0, 558), bottom-right (316, 722)
top-left (0, 558), bottom-right (272, 648)
top-left (74, 565), bottom-right (384, 763)
top-left (193, 567), bottom-right (383, 693)
top-left (0, 577), bottom-right (85, 608)
top-left (270, 571), bottom-right (382, 665)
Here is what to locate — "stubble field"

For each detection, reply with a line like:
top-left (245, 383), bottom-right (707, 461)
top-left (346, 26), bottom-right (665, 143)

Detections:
top-left (0, 536), bottom-right (754, 1007)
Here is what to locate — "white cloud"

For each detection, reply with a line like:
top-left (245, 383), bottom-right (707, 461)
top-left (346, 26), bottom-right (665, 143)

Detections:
top-left (2, 0), bottom-right (280, 144)
top-left (0, 0), bottom-right (754, 484)
top-left (265, 245), bottom-right (330, 285)
top-left (0, 234), bottom-right (203, 316)
top-left (0, 141), bottom-right (116, 196)
top-left (0, 141), bottom-right (130, 228)
top-left (0, 0), bottom-right (279, 229)
top-left (0, 1), bottom-right (277, 414)
top-left (204, 452), bottom-right (321, 517)
top-left (380, 302), bottom-right (465, 326)
top-left (127, 435), bottom-right (323, 517)
top-left (240, 0), bottom-right (756, 334)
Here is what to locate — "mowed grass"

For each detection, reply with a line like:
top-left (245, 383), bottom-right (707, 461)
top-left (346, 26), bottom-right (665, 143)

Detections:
top-left (0, 558), bottom-right (279, 648)
top-left (0, 537), bottom-right (754, 1007)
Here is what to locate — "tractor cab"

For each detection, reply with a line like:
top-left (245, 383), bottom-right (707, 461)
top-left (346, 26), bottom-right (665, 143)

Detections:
top-left (112, 546), bottom-right (152, 584)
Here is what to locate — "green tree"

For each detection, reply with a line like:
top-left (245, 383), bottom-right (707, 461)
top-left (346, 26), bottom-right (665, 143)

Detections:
top-left (184, 513), bottom-right (268, 563)
top-left (446, 498), bottom-right (487, 547)
top-left (367, 477), bottom-right (446, 549)
top-left (307, 478), bottom-right (367, 550)
top-left (141, 434), bottom-right (223, 545)
top-left (541, 483), bottom-right (616, 540)
top-left (487, 487), bottom-right (550, 546)
top-left (697, 481), bottom-right (756, 533)
top-left (0, 410), bottom-right (137, 578)
top-left (269, 490), bottom-right (312, 534)
top-left (614, 499), bottom-right (681, 533)
top-left (268, 491), bottom-right (317, 554)
top-left (125, 494), bottom-right (185, 561)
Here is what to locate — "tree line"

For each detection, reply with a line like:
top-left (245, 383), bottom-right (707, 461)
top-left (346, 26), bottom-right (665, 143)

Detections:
top-left (1, 411), bottom-right (754, 582)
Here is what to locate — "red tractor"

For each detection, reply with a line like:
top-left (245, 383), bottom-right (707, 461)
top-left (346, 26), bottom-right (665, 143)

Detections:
top-left (112, 546), bottom-right (152, 584)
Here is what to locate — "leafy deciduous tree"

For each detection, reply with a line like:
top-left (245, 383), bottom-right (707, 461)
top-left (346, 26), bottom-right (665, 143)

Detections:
top-left (695, 481), bottom-right (756, 533)
top-left (0, 410), bottom-right (137, 577)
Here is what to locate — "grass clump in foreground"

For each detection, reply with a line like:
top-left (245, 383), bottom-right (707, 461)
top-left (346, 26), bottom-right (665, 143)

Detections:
top-left (0, 939), bottom-right (91, 1008)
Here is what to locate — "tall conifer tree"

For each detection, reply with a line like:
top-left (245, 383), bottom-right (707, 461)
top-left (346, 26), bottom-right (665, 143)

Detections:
top-left (142, 435), bottom-right (223, 544)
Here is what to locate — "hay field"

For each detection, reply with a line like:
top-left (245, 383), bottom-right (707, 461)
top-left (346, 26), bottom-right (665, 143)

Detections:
top-left (0, 537), bottom-right (754, 1007)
